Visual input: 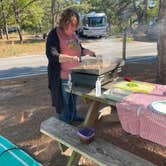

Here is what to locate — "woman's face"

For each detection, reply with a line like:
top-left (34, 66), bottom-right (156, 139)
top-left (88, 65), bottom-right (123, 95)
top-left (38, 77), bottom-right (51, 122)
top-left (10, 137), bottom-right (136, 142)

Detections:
top-left (64, 16), bottom-right (78, 36)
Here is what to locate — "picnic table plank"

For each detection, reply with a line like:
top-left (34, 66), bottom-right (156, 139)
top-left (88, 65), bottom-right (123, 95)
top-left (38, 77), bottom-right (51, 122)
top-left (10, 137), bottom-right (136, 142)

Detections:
top-left (40, 117), bottom-right (156, 166)
top-left (65, 79), bottom-right (131, 107)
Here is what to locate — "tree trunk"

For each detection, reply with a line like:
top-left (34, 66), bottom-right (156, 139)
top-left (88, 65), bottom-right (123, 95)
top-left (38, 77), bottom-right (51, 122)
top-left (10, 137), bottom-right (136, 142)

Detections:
top-left (54, 4), bottom-right (60, 25)
top-left (51, 0), bottom-right (56, 28)
top-left (157, 0), bottom-right (166, 84)
top-left (13, 0), bottom-right (23, 43)
top-left (133, 0), bottom-right (144, 24)
top-left (1, 0), bottom-right (9, 40)
top-left (122, 28), bottom-right (127, 60)
top-left (0, 29), bottom-right (4, 39)
top-left (143, 0), bottom-right (148, 24)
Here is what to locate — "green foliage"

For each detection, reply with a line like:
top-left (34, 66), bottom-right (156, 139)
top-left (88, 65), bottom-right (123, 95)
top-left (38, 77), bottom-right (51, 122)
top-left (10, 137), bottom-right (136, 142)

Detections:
top-left (0, 0), bottom-right (161, 35)
top-left (147, 0), bottom-right (160, 19)
top-left (108, 25), bottom-right (121, 35)
top-left (21, 2), bottom-right (44, 32)
top-left (0, 0), bottom-right (13, 27)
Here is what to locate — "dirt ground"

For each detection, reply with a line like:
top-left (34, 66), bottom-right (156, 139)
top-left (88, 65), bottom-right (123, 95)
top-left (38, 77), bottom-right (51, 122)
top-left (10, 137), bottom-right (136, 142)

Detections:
top-left (0, 61), bottom-right (166, 166)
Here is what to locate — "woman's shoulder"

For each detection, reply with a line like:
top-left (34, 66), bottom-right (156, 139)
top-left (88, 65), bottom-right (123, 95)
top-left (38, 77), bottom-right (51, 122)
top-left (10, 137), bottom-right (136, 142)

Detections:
top-left (47, 28), bottom-right (59, 41)
top-left (48, 28), bottom-right (58, 36)
top-left (46, 28), bottom-right (60, 47)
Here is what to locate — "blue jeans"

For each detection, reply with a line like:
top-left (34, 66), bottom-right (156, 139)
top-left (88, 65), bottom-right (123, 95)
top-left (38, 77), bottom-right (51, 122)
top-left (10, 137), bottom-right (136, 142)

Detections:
top-left (59, 79), bottom-right (77, 123)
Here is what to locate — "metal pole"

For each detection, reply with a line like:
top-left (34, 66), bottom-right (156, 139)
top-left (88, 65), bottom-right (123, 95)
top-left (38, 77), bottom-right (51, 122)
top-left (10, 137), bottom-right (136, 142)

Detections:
top-left (122, 28), bottom-right (127, 60)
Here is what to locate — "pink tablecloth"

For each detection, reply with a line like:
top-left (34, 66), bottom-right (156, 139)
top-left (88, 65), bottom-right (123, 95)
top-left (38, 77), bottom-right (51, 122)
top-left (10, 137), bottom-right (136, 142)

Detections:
top-left (116, 83), bottom-right (166, 147)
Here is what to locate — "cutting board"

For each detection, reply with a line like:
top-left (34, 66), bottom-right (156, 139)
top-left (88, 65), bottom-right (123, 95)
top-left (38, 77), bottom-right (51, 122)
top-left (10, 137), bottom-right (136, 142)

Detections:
top-left (113, 81), bottom-right (155, 93)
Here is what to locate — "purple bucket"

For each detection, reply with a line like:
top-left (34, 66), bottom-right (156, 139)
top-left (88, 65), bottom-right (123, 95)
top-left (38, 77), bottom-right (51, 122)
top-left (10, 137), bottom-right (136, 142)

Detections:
top-left (77, 127), bottom-right (95, 144)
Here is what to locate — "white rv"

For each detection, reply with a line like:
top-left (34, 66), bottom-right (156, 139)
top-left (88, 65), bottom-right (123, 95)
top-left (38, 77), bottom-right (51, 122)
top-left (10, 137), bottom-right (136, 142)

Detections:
top-left (78, 12), bottom-right (108, 37)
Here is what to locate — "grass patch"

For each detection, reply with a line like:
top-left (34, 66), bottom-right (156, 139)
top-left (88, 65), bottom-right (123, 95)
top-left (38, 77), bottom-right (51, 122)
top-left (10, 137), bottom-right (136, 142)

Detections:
top-left (119, 37), bottom-right (134, 43)
top-left (0, 34), bottom-right (45, 58)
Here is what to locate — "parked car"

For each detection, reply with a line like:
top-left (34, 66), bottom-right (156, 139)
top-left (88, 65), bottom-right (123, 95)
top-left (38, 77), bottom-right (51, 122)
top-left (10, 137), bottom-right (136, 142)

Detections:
top-left (8, 27), bottom-right (17, 33)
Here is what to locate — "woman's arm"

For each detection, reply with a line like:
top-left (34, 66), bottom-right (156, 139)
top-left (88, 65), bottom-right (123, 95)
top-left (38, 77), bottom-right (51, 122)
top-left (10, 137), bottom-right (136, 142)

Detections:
top-left (82, 48), bottom-right (95, 56)
top-left (80, 43), bottom-right (95, 57)
top-left (59, 54), bottom-right (79, 63)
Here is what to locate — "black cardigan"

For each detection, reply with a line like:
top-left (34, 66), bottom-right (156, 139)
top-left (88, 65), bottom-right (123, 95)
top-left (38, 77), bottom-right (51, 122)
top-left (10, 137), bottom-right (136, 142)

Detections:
top-left (46, 28), bottom-right (63, 113)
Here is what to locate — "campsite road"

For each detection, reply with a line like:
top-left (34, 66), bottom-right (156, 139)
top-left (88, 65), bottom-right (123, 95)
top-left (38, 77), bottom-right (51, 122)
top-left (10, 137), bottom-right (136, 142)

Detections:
top-left (0, 38), bottom-right (157, 80)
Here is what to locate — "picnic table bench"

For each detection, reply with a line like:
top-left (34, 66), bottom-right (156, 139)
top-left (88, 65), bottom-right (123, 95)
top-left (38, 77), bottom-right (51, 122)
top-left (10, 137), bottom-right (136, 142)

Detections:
top-left (40, 117), bottom-right (155, 166)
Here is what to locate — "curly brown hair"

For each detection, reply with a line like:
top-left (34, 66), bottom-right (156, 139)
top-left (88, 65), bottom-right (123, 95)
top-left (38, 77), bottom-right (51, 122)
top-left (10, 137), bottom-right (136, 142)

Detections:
top-left (59, 8), bottom-right (80, 29)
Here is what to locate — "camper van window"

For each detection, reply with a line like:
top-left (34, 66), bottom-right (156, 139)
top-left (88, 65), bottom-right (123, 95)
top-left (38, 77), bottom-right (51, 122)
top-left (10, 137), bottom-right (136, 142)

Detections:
top-left (88, 17), bottom-right (106, 27)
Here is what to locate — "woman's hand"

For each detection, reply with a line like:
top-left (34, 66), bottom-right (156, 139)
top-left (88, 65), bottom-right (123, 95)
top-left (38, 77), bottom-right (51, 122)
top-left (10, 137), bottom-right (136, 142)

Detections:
top-left (72, 56), bottom-right (80, 62)
top-left (83, 49), bottom-right (95, 57)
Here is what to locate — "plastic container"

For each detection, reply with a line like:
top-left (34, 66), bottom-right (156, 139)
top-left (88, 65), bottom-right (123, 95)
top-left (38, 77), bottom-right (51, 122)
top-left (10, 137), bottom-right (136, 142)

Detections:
top-left (77, 127), bottom-right (95, 144)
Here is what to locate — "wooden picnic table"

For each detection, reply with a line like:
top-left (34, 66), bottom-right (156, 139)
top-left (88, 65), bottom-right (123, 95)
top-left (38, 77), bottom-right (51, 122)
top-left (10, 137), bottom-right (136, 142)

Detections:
top-left (40, 79), bottom-right (156, 166)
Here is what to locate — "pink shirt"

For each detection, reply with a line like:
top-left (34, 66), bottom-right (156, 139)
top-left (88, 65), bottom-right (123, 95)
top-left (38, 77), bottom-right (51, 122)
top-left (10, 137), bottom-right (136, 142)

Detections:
top-left (57, 28), bottom-right (81, 79)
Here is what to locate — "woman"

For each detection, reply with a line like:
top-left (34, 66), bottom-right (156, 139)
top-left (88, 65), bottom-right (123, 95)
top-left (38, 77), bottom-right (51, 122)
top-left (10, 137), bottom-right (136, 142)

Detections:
top-left (46, 8), bottom-right (95, 123)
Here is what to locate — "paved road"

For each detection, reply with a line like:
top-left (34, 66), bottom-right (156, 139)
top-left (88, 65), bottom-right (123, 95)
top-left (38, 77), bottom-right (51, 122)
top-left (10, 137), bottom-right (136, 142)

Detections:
top-left (0, 55), bottom-right (47, 80)
top-left (0, 38), bottom-right (157, 80)
top-left (82, 38), bottom-right (157, 58)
